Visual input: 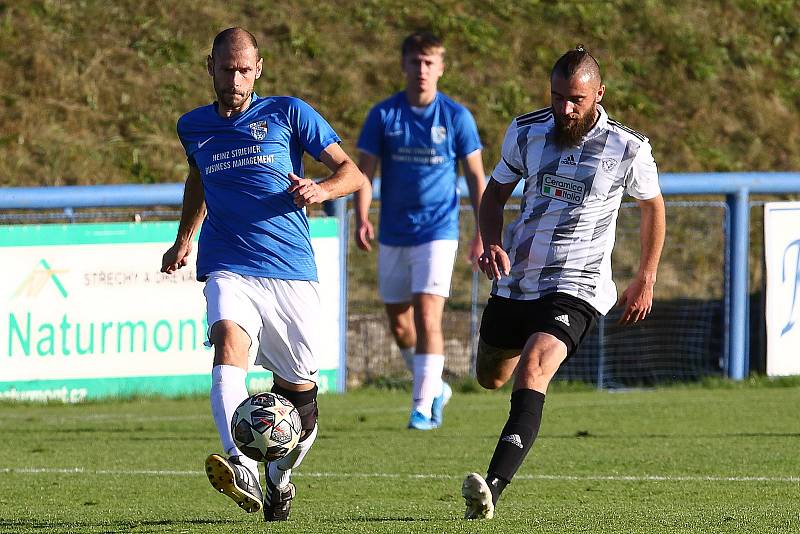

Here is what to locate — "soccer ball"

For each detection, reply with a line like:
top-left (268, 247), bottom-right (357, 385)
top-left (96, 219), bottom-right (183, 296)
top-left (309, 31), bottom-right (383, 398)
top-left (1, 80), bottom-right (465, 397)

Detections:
top-left (231, 392), bottom-right (302, 462)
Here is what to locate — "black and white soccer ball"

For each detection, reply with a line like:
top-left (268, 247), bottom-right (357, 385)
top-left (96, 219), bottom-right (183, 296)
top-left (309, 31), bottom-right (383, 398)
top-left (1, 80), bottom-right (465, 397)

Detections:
top-left (231, 392), bottom-right (302, 462)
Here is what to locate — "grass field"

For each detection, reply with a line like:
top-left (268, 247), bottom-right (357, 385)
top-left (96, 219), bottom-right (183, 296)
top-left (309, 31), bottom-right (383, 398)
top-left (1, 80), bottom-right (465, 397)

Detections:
top-left (1, 383), bottom-right (799, 533)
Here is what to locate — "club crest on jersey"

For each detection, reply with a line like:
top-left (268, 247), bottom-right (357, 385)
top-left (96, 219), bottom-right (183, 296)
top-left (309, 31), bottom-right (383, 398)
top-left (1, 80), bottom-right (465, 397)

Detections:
top-left (541, 174), bottom-right (586, 205)
top-left (249, 121), bottom-right (268, 140)
top-left (431, 126), bottom-right (446, 144)
top-left (601, 158), bottom-right (618, 173)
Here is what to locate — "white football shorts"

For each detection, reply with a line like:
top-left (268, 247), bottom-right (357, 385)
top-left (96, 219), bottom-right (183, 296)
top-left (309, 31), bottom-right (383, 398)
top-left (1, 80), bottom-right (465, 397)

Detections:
top-left (377, 239), bottom-right (459, 303)
top-left (203, 271), bottom-right (321, 384)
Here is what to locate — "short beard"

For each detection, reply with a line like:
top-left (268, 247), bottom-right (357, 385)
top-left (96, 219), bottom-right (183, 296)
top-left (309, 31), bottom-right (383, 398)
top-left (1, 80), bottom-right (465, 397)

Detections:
top-left (553, 104), bottom-right (597, 149)
top-left (215, 86), bottom-right (251, 111)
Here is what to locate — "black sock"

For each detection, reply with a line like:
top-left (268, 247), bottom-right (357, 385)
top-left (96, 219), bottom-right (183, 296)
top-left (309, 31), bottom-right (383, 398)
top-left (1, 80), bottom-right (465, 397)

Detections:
top-left (485, 474), bottom-right (509, 505)
top-left (486, 389), bottom-right (546, 503)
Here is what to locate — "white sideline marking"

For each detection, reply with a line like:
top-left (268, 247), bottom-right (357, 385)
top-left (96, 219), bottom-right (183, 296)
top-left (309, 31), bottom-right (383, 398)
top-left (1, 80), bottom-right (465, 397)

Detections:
top-left (1, 467), bottom-right (798, 483)
top-left (0, 413), bottom-right (208, 422)
top-left (0, 407), bottom-right (407, 422)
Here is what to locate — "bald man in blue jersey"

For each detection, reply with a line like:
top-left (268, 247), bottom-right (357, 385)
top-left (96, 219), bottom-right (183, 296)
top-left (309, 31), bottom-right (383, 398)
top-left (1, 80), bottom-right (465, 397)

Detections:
top-left (161, 27), bottom-right (363, 522)
top-left (354, 32), bottom-right (486, 430)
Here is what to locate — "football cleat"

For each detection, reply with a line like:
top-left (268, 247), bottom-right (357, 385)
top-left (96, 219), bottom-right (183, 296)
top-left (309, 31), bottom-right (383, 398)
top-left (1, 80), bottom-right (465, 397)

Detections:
top-left (407, 409), bottom-right (438, 430)
top-left (430, 382), bottom-right (452, 427)
top-left (204, 454), bottom-right (263, 513)
top-left (264, 473), bottom-right (295, 521)
top-left (462, 472), bottom-right (495, 519)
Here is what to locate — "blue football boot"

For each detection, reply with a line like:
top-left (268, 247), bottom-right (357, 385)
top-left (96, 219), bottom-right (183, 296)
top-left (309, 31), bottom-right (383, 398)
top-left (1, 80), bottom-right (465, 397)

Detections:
top-left (407, 409), bottom-right (438, 430)
top-left (430, 382), bottom-right (452, 427)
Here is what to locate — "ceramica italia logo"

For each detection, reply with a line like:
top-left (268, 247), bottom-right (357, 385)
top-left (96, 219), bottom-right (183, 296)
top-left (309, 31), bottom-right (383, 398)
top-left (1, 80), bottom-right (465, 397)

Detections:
top-left (13, 259), bottom-right (68, 299)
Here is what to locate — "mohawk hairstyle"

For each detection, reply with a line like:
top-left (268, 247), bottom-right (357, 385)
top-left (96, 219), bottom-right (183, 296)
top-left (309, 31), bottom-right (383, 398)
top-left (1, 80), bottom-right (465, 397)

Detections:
top-left (551, 44), bottom-right (601, 82)
top-left (401, 31), bottom-right (445, 58)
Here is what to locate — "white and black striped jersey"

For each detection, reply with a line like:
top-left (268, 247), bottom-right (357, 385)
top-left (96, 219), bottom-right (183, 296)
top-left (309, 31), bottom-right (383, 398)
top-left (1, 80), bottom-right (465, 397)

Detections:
top-left (490, 104), bottom-right (660, 314)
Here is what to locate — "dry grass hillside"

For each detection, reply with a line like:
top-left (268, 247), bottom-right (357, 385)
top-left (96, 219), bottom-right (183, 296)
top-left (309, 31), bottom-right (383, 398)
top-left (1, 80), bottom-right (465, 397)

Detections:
top-left (0, 0), bottom-right (798, 186)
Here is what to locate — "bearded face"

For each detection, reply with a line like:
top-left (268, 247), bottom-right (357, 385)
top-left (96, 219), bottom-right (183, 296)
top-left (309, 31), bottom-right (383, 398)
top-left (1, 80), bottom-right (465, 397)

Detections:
top-left (214, 74), bottom-right (251, 109)
top-left (553, 100), bottom-right (598, 148)
top-left (207, 45), bottom-right (262, 115)
top-left (550, 72), bottom-right (604, 149)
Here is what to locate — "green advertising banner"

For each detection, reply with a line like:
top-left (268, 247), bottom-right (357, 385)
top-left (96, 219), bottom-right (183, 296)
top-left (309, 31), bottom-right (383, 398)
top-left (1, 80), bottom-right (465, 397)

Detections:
top-left (0, 220), bottom-right (340, 401)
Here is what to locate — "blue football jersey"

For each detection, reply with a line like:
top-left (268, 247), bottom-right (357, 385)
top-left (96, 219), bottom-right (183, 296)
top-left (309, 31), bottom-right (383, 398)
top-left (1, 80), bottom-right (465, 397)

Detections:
top-left (177, 94), bottom-right (341, 281)
top-left (357, 91), bottom-right (482, 246)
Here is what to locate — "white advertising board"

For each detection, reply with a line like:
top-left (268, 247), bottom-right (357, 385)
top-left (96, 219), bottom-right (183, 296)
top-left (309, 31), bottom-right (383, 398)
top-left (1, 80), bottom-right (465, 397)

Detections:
top-left (0, 219), bottom-right (341, 401)
top-left (764, 202), bottom-right (800, 376)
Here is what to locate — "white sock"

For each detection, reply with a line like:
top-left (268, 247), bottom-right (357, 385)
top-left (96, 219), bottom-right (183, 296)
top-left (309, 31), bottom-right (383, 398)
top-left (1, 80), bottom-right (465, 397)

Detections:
top-left (210, 365), bottom-right (253, 467)
top-left (412, 354), bottom-right (445, 418)
top-left (399, 347), bottom-right (415, 373)
top-left (268, 424), bottom-right (318, 490)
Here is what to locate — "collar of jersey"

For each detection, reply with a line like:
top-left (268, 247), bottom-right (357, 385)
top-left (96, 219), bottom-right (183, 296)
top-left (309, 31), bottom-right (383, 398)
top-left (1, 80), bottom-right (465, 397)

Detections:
top-left (401, 91), bottom-right (438, 119)
top-left (212, 92), bottom-right (262, 122)
top-left (581, 104), bottom-right (609, 141)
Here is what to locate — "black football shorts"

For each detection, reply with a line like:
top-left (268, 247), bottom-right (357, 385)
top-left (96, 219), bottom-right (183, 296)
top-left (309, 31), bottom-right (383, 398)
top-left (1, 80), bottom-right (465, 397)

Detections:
top-left (479, 292), bottom-right (600, 358)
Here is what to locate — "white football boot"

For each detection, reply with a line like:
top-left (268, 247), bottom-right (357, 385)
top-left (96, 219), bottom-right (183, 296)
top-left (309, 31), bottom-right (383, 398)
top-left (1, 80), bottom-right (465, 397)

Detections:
top-left (461, 472), bottom-right (495, 519)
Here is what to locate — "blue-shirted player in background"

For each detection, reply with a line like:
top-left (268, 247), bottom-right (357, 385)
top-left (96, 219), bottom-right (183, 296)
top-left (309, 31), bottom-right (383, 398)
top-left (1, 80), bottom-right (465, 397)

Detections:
top-left (354, 32), bottom-right (486, 430)
top-left (160, 27), bottom-right (363, 521)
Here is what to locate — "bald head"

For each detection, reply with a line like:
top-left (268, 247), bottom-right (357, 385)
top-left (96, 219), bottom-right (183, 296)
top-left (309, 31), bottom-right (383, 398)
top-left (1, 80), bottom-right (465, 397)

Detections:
top-left (207, 27), bottom-right (262, 116)
top-left (551, 45), bottom-right (602, 86)
top-left (212, 27), bottom-right (259, 58)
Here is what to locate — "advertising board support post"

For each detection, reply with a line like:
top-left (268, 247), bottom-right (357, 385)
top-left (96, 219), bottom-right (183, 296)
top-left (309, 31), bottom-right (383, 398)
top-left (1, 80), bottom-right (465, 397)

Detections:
top-left (323, 196), bottom-right (349, 393)
top-left (726, 188), bottom-right (750, 380)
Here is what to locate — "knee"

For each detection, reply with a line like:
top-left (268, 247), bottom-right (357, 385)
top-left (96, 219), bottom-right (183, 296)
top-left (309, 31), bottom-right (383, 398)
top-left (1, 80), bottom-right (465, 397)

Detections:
top-left (475, 339), bottom-right (516, 390)
top-left (209, 321), bottom-right (250, 366)
top-left (272, 383), bottom-right (318, 442)
top-left (413, 297), bottom-right (444, 331)
top-left (389, 321), bottom-right (412, 341)
top-left (476, 366), bottom-right (507, 390)
top-left (477, 373), bottom-right (505, 390)
top-left (518, 358), bottom-right (544, 381)
top-left (415, 308), bottom-right (442, 334)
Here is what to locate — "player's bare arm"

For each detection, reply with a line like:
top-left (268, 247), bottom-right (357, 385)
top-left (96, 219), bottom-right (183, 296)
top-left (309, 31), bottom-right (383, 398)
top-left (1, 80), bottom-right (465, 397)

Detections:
top-left (478, 178), bottom-right (517, 280)
top-left (617, 194), bottom-right (666, 325)
top-left (461, 150), bottom-right (487, 268)
top-left (288, 143), bottom-right (364, 208)
top-left (161, 165), bottom-right (205, 274)
top-left (353, 152), bottom-right (379, 251)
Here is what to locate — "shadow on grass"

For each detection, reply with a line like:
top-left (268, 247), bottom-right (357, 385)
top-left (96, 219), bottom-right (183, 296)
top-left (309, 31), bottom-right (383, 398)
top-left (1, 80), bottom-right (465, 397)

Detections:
top-left (345, 516), bottom-right (430, 522)
top-left (0, 518), bottom-right (241, 531)
top-left (544, 431), bottom-right (800, 439)
top-left (0, 517), bottom-right (433, 532)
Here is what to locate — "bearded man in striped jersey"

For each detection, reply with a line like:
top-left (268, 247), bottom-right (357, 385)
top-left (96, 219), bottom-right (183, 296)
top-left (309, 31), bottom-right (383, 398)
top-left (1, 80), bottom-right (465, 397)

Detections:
top-left (461, 46), bottom-right (666, 520)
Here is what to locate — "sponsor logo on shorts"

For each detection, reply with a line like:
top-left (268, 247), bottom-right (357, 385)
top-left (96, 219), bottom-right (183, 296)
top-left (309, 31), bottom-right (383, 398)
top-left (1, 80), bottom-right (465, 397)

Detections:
top-left (541, 174), bottom-right (585, 205)
top-left (554, 314), bottom-right (570, 326)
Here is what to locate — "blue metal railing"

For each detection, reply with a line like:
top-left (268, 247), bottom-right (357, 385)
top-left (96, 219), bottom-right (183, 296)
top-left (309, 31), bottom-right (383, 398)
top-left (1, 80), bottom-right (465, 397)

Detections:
top-left (3, 172), bottom-right (800, 380)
